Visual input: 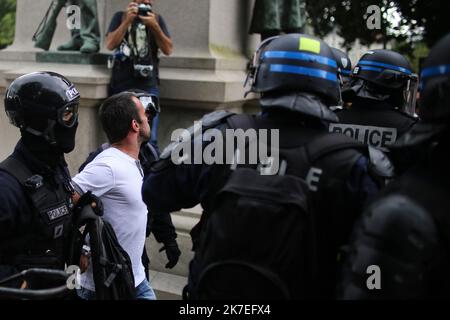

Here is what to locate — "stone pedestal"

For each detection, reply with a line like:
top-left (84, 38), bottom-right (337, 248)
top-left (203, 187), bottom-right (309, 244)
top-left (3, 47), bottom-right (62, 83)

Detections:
top-left (0, 0), bottom-right (259, 299)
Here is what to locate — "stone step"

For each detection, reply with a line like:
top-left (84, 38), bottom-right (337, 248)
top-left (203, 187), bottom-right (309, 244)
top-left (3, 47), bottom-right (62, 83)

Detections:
top-left (149, 269), bottom-right (187, 300)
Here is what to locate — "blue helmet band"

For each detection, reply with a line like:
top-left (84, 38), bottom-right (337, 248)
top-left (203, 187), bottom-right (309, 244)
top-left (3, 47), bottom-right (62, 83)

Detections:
top-left (270, 64), bottom-right (337, 82)
top-left (358, 60), bottom-right (412, 75)
top-left (421, 64), bottom-right (450, 80)
top-left (264, 51), bottom-right (337, 68)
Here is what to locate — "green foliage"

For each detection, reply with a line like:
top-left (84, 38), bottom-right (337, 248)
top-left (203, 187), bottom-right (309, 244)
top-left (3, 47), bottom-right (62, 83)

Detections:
top-left (393, 41), bottom-right (429, 74)
top-left (305, 0), bottom-right (449, 50)
top-left (0, 0), bottom-right (16, 49)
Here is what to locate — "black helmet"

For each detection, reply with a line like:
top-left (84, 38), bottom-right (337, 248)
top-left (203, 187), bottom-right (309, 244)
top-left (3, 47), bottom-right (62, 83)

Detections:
top-left (347, 49), bottom-right (418, 114)
top-left (419, 33), bottom-right (450, 122)
top-left (331, 47), bottom-right (352, 87)
top-left (352, 49), bottom-right (414, 90)
top-left (4, 71), bottom-right (80, 145)
top-left (394, 35), bottom-right (450, 147)
top-left (245, 34), bottom-right (340, 122)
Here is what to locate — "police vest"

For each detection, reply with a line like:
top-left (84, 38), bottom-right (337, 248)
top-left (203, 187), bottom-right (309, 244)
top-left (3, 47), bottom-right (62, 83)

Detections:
top-left (331, 107), bottom-right (416, 149)
top-left (0, 157), bottom-right (74, 269)
top-left (329, 123), bottom-right (397, 149)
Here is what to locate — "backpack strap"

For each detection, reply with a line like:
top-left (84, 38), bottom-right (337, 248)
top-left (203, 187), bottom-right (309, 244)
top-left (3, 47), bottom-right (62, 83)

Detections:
top-left (0, 157), bottom-right (34, 185)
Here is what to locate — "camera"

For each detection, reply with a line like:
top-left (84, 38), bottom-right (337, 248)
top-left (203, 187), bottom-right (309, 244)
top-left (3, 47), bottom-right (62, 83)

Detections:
top-left (134, 64), bottom-right (154, 78)
top-left (138, 4), bottom-right (152, 16)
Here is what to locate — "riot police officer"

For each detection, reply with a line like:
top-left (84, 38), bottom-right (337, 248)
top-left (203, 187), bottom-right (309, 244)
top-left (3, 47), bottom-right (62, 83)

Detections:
top-left (142, 34), bottom-right (392, 299)
top-left (0, 72), bottom-right (80, 287)
top-left (330, 49), bottom-right (418, 151)
top-left (337, 34), bottom-right (450, 299)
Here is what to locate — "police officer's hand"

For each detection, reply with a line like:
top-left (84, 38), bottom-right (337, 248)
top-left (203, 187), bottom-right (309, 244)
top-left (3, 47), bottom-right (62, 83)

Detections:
top-left (74, 191), bottom-right (103, 217)
top-left (159, 241), bottom-right (181, 269)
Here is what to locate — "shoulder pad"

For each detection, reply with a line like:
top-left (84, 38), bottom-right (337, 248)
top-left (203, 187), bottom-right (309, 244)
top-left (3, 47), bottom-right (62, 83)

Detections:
top-left (201, 110), bottom-right (235, 128)
top-left (367, 146), bottom-right (395, 178)
top-left (160, 110), bottom-right (235, 160)
top-left (160, 142), bottom-right (177, 160)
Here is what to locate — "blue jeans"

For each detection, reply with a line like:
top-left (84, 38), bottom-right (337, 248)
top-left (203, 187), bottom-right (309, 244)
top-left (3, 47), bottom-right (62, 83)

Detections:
top-left (77, 279), bottom-right (157, 300)
top-left (148, 87), bottom-right (160, 146)
top-left (151, 114), bottom-right (159, 146)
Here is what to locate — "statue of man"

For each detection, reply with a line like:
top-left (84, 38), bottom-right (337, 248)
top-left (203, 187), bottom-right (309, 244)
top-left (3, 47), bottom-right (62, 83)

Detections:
top-left (33, 0), bottom-right (100, 54)
top-left (249, 0), bottom-right (306, 41)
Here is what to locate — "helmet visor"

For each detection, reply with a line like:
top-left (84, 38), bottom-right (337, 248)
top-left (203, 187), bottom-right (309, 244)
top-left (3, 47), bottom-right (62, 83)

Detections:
top-left (402, 74), bottom-right (419, 116)
top-left (57, 103), bottom-right (79, 128)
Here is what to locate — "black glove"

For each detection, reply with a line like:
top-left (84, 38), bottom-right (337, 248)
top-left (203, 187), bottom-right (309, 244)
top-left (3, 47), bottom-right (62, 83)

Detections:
top-left (74, 191), bottom-right (103, 217)
top-left (159, 241), bottom-right (181, 269)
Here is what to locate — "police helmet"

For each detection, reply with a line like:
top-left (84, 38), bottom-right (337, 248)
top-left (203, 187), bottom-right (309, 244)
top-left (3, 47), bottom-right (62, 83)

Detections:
top-left (348, 50), bottom-right (418, 115)
top-left (331, 47), bottom-right (352, 87)
top-left (245, 34), bottom-right (340, 122)
top-left (394, 35), bottom-right (450, 147)
top-left (419, 33), bottom-right (450, 121)
top-left (4, 72), bottom-right (80, 144)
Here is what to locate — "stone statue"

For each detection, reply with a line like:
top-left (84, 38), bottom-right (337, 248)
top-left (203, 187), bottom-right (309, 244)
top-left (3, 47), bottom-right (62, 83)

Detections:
top-left (33, 0), bottom-right (100, 54)
top-left (249, 0), bottom-right (306, 41)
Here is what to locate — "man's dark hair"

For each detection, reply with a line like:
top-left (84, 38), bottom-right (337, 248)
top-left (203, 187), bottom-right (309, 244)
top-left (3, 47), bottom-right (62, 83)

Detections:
top-left (99, 92), bottom-right (142, 143)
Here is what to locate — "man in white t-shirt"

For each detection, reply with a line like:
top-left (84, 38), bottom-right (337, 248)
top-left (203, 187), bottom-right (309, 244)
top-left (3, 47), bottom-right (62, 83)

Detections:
top-left (72, 91), bottom-right (155, 299)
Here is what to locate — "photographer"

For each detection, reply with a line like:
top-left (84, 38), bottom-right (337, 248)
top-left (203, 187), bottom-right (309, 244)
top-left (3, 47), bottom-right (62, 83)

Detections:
top-left (106, 0), bottom-right (172, 145)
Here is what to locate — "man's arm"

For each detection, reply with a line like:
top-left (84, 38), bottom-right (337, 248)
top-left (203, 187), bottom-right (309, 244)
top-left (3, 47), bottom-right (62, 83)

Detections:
top-left (105, 3), bottom-right (137, 50)
top-left (142, 161), bottom-right (208, 213)
top-left (0, 173), bottom-right (29, 241)
top-left (140, 13), bottom-right (173, 55)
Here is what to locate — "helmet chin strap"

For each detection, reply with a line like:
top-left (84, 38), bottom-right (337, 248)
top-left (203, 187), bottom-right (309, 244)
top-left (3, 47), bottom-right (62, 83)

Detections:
top-left (23, 119), bottom-right (57, 146)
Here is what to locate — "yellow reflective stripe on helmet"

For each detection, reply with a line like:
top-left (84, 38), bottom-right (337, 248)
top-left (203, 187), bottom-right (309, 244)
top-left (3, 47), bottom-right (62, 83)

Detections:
top-left (299, 37), bottom-right (321, 54)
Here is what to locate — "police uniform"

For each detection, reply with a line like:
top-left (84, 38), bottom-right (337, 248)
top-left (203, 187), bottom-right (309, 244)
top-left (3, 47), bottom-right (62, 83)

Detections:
top-left (0, 142), bottom-right (74, 277)
top-left (331, 98), bottom-right (417, 149)
top-left (337, 34), bottom-right (450, 299)
top-left (142, 34), bottom-right (393, 298)
top-left (0, 72), bottom-right (80, 287)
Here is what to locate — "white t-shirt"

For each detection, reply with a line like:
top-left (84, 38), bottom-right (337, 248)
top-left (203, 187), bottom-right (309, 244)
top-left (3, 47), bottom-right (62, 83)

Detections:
top-left (72, 147), bottom-right (147, 291)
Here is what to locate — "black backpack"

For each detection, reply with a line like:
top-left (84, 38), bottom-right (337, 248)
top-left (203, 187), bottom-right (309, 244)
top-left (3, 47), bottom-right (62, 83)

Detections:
top-left (191, 114), bottom-right (367, 300)
top-left (72, 205), bottom-right (136, 300)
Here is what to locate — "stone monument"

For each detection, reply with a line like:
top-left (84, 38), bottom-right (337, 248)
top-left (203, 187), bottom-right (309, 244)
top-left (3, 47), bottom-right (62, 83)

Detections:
top-left (0, 0), bottom-right (259, 299)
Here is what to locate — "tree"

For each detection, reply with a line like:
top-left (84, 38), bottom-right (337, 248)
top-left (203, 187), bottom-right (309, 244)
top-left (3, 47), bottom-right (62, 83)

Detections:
top-left (305, 0), bottom-right (449, 50)
top-left (0, 0), bottom-right (17, 49)
top-left (395, 0), bottom-right (450, 48)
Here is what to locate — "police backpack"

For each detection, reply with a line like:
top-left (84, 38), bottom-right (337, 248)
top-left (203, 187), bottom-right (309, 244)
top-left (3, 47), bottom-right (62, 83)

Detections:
top-left (190, 114), bottom-right (376, 300)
